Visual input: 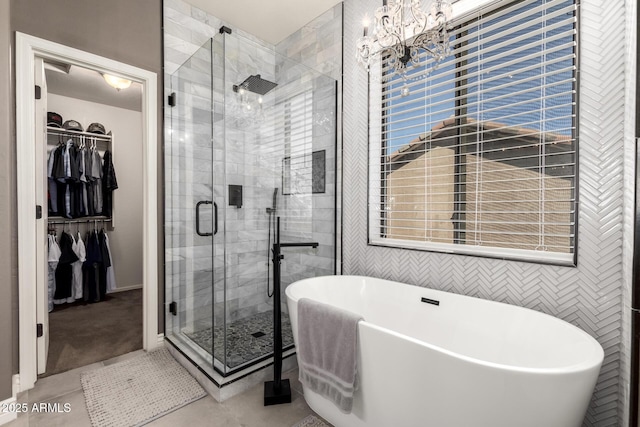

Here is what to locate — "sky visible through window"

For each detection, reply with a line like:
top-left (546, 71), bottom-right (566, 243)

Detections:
top-left (383, 0), bottom-right (575, 156)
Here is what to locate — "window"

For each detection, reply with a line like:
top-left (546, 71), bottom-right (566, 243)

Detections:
top-left (282, 90), bottom-right (314, 195)
top-left (368, 0), bottom-right (578, 264)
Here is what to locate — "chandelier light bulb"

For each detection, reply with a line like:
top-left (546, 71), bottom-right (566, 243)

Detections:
top-left (362, 15), bottom-right (371, 36)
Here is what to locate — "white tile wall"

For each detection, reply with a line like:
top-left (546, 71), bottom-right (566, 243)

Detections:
top-left (341, 0), bottom-right (635, 425)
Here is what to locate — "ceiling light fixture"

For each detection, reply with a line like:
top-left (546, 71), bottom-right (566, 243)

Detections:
top-left (356, 0), bottom-right (453, 81)
top-left (103, 73), bottom-right (132, 91)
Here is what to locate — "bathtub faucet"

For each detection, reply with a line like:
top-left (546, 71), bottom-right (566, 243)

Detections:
top-left (265, 217), bottom-right (318, 407)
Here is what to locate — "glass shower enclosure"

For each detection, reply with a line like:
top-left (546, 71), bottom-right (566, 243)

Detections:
top-left (165, 31), bottom-right (337, 378)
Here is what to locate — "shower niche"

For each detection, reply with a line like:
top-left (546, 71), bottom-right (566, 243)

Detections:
top-left (164, 30), bottom-right (337, 391)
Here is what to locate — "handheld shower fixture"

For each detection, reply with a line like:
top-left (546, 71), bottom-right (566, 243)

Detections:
top-left (266, 188), bottom-right (278, 214)
top-left (273, 187), bottom-right (278, 211)
top-left (266, 187), bottom-right (279, 297)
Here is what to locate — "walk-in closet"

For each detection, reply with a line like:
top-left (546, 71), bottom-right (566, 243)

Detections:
top-left (38, 59), bottom-right (144, 376)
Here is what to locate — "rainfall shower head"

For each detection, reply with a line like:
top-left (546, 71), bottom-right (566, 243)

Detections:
top-left (232, 74), bottom-right (277, 96)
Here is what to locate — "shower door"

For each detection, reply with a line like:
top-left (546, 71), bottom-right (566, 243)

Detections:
top-left (166, 32), bottom-right (338, 377)
top-left (166, 39), bottom-right (219, 364)
top-left (217, 31), bottom-right (338, 374)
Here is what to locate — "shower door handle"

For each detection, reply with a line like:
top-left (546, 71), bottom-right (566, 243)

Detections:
top-left (196, 201), bottom-right (213, 237)
top-left (213, 202), bottom-right (218, 235)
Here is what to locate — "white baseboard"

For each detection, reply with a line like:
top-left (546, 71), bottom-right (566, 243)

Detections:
top-left (0, 375), bottom-right (20, 426)
top-left (108, 284), bottom-right (143, 294)
top-left (157, 333), bottom-right (165, 346)
top-left (12, 375), bottom-right (19, 399)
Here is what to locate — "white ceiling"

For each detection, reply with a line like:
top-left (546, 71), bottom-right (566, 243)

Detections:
top-left (42, 0), bottom-right (344, 110)
top-left (185, 0), bottom-right (343, 45)
top-left (45, 63), bottom-right (142, 112)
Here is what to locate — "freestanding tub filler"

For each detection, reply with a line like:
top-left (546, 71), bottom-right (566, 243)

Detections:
top-left (286, 275), bottom-right (604, 427)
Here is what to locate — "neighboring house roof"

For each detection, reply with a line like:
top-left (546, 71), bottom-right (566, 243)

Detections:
top-left (386, 117), bottom-right (574, 178)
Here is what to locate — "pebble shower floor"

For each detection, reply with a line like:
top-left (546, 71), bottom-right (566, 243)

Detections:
top-left (186, 311), bottom-right (294, 369)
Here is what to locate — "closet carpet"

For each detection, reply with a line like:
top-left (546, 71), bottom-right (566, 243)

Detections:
top-left (41, 289), bottom-right (143, 378)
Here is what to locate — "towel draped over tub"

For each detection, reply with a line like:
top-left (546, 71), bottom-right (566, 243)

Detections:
top-left (297, 297), bottom-right (363, 413)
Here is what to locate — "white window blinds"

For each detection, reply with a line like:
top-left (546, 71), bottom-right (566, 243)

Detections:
top-left (368, 0), bottom-right (577, 264)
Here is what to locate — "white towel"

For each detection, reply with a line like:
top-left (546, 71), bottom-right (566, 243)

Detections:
top-left (297, 298), bottom-right (362, 413)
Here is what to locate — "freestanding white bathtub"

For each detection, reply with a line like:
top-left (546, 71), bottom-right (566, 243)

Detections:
top-left (285, 275), bottom-right (604, 427)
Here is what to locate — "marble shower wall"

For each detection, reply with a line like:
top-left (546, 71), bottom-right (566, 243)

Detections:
top-left (275, 4), bottom-right (343, 291)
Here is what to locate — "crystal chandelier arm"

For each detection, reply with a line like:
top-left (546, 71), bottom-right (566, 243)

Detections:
top-left (356, 36), bottom-right (373, 68)
top-left (407, 0), bottom-right (429, 35)
top-left (376, 3), bottom-right (404, 49)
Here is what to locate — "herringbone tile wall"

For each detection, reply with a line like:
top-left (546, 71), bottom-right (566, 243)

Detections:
top-left (341, 0), bottom-right (635, 425)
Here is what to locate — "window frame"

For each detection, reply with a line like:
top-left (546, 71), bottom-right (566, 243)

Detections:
top-left (366, 0), bottom-right (579, 267)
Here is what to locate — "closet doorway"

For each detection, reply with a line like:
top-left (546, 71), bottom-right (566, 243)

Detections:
top-left (43, 59), bottom-right (143, 377)
top-left (16, 33), bottom-right (159, 392)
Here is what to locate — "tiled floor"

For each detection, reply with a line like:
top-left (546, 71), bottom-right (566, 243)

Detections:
top-left (6, 348), bottom-right (331, 427)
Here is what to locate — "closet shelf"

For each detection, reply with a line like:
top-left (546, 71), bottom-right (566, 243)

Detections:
top-left (47, 126), bottom-right (112, 140)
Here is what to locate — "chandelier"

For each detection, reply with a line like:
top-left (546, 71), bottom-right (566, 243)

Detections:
top-left (356, 0), bottom-right (453, 81)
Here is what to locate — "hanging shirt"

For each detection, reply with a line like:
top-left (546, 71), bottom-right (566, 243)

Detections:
top-left (83, 231), bottom-right (105, 303)
top-left (47, 234), bottom-right (61, 312)
top-left (98, 230), bottom-right (111, 299)
top-left (47, 148), bottom-right (58, 215)
top-left (102, 150), bottom-right (118, 217)
top-left (79, 147), bottom-right (89, 216)
top-left (84, 149), bottom-right (95, 216)
top-left (62, 140), bottom-right (73, 218)
top-left (90, 148), bottom-right (103, 215)
top-left (51, 145), bottom-right (66, 216)
top-left (71, 232), bottom-right (86, 300)
top-left (54, 231), bottom-right (78, 303)
top-left (104, 232), bottom-right (117, 293)
top-left (70, 143), bottom-right (83, 218)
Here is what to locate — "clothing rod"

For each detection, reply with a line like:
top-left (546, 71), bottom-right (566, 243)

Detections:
top-left (48, 217), bottom-right (112, 225)
top-left (46, 126), bottom-right (112, 140)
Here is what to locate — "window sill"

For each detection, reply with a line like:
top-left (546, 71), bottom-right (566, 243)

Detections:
top-left (368, 237), bottom-right (577, 267)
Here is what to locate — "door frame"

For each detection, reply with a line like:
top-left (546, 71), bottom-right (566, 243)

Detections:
top-left (15, 32), bottom-right (159, 391)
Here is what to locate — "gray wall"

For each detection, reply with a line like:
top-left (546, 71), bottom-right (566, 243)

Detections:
top-left (0, 0), bottom-right (15, 403)
top-left (3, 0), bottom-right (163, 401)
top-left (342, 0), bottom-right (635, 426)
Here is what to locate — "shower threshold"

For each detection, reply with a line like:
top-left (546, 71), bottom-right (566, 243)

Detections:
top-left (185, 311), bottom-right (294, 373)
